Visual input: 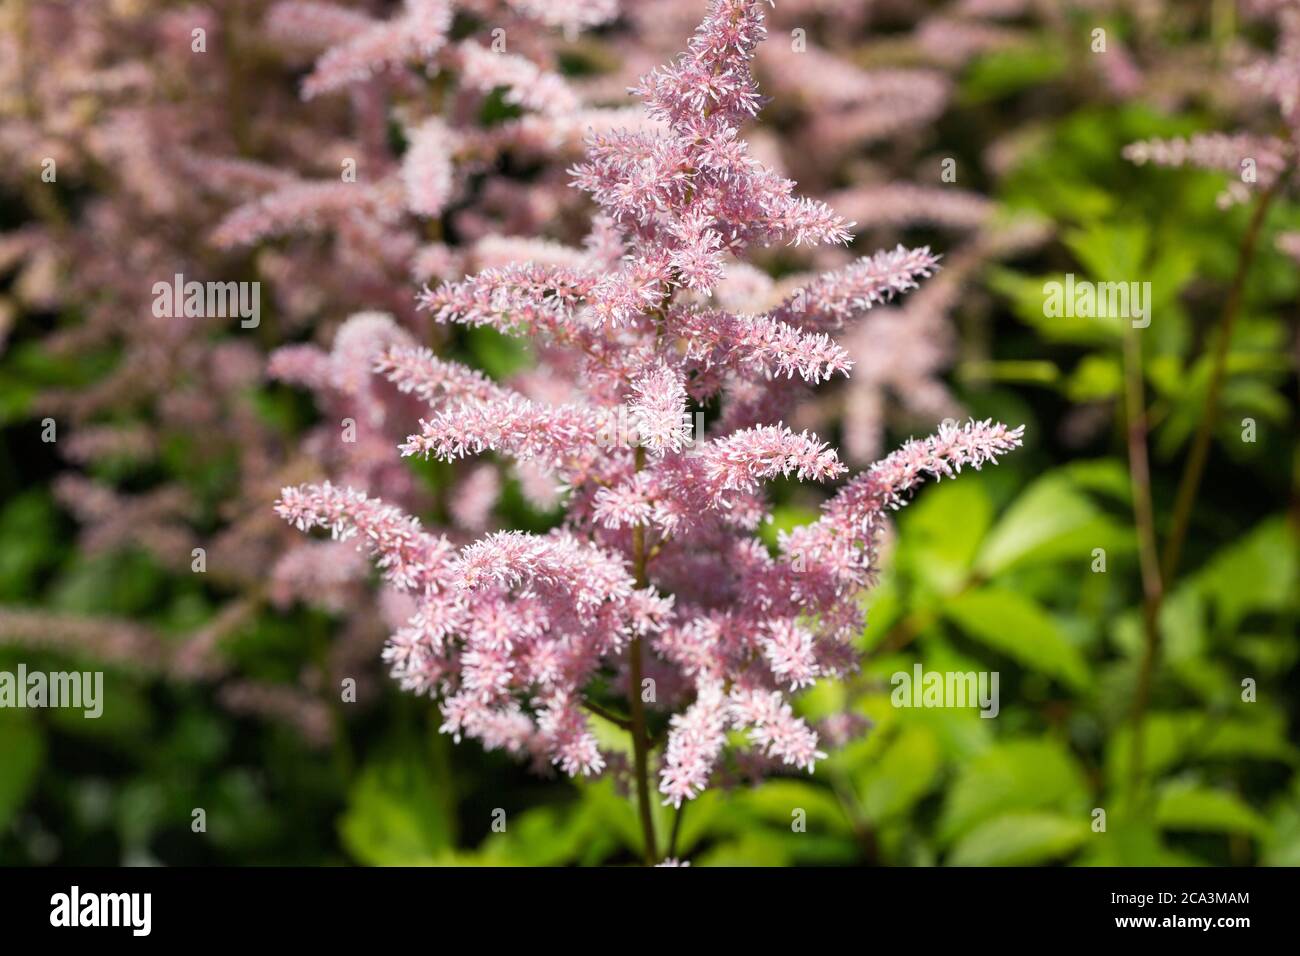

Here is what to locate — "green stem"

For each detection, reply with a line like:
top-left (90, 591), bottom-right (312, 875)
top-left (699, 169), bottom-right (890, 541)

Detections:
top-left (627, 637), bottom-right (657, 864)
top-left (628, 446), bottom-right (658, 865)
top-left (1130, 172), bottom-right (1287, 801)
top-left (1160, 178), bottom-right (1284, 585)
top-left (667, 801), bottom-right (686, 861)
top-left (582, 700), bottom-right (631, 731)
top-left (1122, 320), bottom-right (1164, 801)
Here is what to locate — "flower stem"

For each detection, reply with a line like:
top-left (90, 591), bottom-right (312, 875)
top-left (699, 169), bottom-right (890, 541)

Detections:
top-left (628, 445), bottom-right (658, 865)
top-left (1160, 179), bottom-right (1284, 585)
top-left (627, 643), bottom-right (658, 864)
top-left (582, 700), bottom-right (631, 730)
top-left (667, 796), bottom-right (686, 860)
top-left (1129, 174), bottom-right (1286, 801)
top-left (1121, 320), bottom-right (1164, 801)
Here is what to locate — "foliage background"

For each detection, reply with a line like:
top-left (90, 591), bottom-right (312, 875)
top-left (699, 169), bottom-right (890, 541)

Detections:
top-left (1, 0), bottom-right (1297, 866)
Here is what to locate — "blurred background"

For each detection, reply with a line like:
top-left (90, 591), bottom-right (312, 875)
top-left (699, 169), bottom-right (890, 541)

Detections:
top-left (0, 0), bottom-right (1297, 866)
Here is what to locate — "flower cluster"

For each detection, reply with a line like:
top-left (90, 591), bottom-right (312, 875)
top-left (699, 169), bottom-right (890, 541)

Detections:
top-left (0, 0), bottom-right (621, 744)
top-left (1124, 2), bottom-right (1300, 208)
top-left (278, 1), bottom-right (1023, 813)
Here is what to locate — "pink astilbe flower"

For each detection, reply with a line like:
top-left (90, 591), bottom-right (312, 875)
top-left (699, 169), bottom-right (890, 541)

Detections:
top-left (829, 184), bottom-right (994, 232)
top-left (697, 424), bottom-right (845, 497)
top-left (275, 481), bottom-right (453, 592)
top-left (400, 395), bottom-right (606, 473)
top-left (1124, 4), bottom-right (1300, 207)
top-left (300, 0), bottom-right (454, 100)
top-left (507, 0), bottom-right (620, 37)
top-left (728, 686), bottom-right (826, 772)
top-left (3, 0), bottom-right (643, 752)
top-left (417, 264), bottom-right (599, 334)
top-left (452, 530), bottom-right (636, 613)
top-left (817, 419), bottom-right (1025, 542)
top-left (400, 119), bottom-right (457, 218)
top-left (266, 1), bottom-right (376, 52)
top-left (211, 181), bottom-right (403, 248)
top-left (374, 345), bottom-right (508, 406)
top-left (629, 361), bottom-right (692, 455)
top-left (278, 0), bottom-right (1023, 820)
top-left (771, 245), bottom-right (942, 332)
top-left (658, 678), bottom-right (728, 806)
top-left (671, 306), bottom-right (855, 383)
top-left (458, 41), bottom-right (580, 117)
top-left (760, 619), bottom-right (820, 690)
top-left (1123, 133), bottom-right (1289, 198)
top-left (449, 463), bottom-right (502, 532)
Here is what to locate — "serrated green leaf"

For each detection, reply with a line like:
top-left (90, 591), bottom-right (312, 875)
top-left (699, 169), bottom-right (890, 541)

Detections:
top-left (0, 713), bottom-right (44, 830)
top-left (339, 749), bottom-right (454, 866)
top-left (939, 738), bottom-right (1089, 843)
top-left (976, 473), bottom-right (1132, 575)
top-left (948, 812), bottom-right (1088, 866)
top-left (898, 479), bottom-right (992, 596)
top-left (856, 725), bottom-right (942, 823)
top-left (1194, 517), bottom-right (1297, 631)
top-left (944, 587), bottom-right (1091, 689)
top-left (1155, 783), bottom-right (1270, 838)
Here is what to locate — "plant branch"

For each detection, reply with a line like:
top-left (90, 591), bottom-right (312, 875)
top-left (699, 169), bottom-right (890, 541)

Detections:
top-left (1130, 171), bottom-right (1288, 800)
top-left (627, 445), bottom-right (659, 865)
top-left (1121, 320), bottom-right (1164, 800)
top-left (582, 700), bottom-right (631, 731)
top-left (667, 801), bottom-right (686, 861)
top-left (1161, 177), bottom-right (1285, 585)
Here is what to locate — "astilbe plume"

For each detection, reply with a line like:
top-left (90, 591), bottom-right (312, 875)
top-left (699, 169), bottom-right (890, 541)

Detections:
top-left (229, 1), bottom-right (651, 639)
top-left (214, 0), bottom-right (632, 329)
top-left (0, 2), bottom-right (343, 740)
top-left (0, 0), bottom-right (614, 744)
top-left (1123, 3), bottom-right (1300, 208)
top-left (590, 0), bottom-right (1052, 455)
top-left (277, 0), bottom-right (1023, 850)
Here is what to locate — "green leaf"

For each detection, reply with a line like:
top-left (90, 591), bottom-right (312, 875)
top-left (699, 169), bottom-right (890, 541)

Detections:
top-left (0, 713), bottom-right (44, 830)
top-left (988, 269), bottom-right (1122, 345)
top-left (960, 44), bottom-right (1067, 103)
top-left (1063, 221), bottom-right (1149, 283)
top-left (944, 587), bottom-right (1092, 689)
top-left (1263, 776), bottom-right (1300, 866)
top-left (897, 479), bottom-right (992, 596)
top-left (735, 780), bottom-right (851, 836)
top-left (1066, 354), bottom-right (1122, 402)
top-left (976, 473), bottom-right (1132, 575)
top-left (947, 812), bottom-right (1088, 866)
top-left (1105, 711), bottom-right (1297, 786)
top-left (48, 673), bottom-right (151, 738)
top-left (939, 738), bottom-right (1089, 843)
top-left (1155, 783), bottom-right (1271, 838)
top-left (695, 832), bottom-right (792, 867)
top-left (958, 359), bottom-right (1060, 387)
top-left (464, 325), bottom-right (530, 378)
top-left (1060, 458), bottom-right (1131, 503)
top-left (482, 804), bottom-right (593, 867)
top-left (1194, 517), bottom-right (1297, 631)
top-left (1075, 816), bottom-right (1200, 867)
top-left (0, 491), bottom-right (61, 600)
top-left (856, 725), bottom-right (942, 823)
top-left (760, 504), bottom-right (819, 551)
top-left (339, 749), bottom-right (455, 866)
top-left (585, 710), bottom-right (635, 763)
